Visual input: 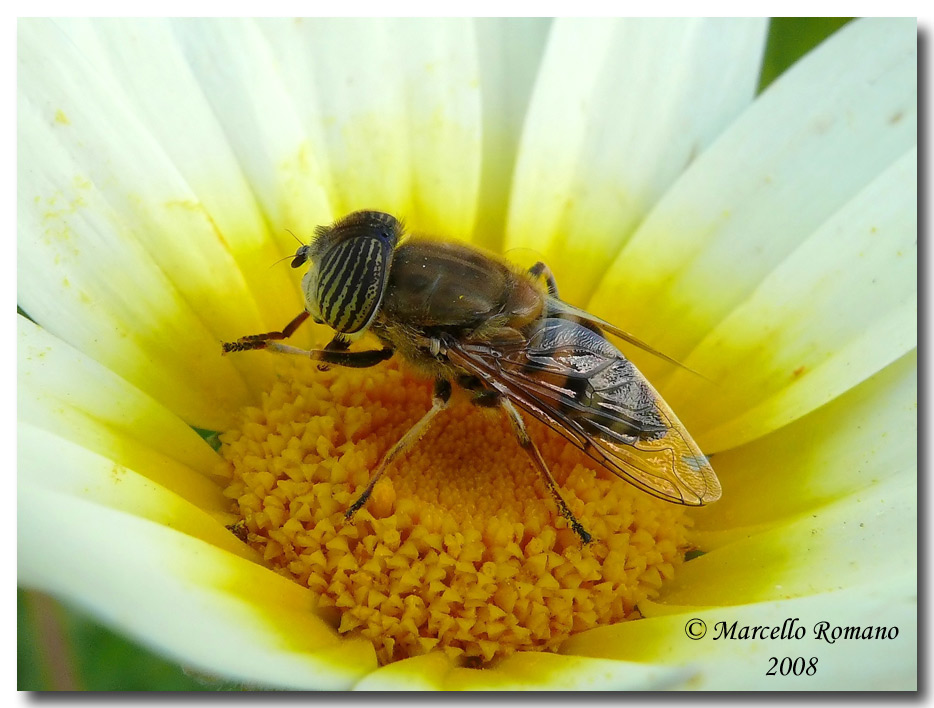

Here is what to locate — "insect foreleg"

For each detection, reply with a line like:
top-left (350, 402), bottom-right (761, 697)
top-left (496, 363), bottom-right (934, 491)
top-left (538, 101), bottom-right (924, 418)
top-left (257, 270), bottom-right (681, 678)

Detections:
top-left (222, 311), bottom-right (310, 352)
top-left (345, 379), bottom-right (452, 519)
top-left (500, 399), bottom-right (592, 544)
top-left (264, 341), bottom-right (394, 368)
top-left (528, 261), bottom-right (560, 298)
top-left (316, 334), bottom-right (351, 372)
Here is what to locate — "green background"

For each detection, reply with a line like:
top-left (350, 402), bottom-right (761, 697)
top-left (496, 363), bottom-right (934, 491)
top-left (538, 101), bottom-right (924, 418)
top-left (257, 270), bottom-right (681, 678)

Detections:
top-left (18, 17), bottom-right (852, 691)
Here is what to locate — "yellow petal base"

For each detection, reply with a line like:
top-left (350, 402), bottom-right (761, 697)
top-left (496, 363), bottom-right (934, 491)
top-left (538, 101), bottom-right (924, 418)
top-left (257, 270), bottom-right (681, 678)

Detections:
top-left (218, 356), bottom-right (690, 665)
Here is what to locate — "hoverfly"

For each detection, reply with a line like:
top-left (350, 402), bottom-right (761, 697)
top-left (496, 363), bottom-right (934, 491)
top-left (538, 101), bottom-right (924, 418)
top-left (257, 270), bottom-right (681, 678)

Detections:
top-left (223, 210), bottom-right (720, 543)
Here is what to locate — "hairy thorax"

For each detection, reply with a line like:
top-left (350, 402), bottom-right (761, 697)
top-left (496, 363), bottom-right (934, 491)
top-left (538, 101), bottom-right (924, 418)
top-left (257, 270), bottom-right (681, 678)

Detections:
top-left (370, 238), bottom-right (545, 380)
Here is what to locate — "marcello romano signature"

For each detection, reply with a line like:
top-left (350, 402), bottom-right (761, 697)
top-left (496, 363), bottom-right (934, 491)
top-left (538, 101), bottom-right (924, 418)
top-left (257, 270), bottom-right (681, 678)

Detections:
top-left (684, 617), bottom-right (900, 644)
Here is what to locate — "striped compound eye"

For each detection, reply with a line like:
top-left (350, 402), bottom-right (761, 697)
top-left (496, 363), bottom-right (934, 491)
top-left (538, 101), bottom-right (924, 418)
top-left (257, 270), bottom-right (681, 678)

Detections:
top-left (308, 211), bottom-right (401, 335)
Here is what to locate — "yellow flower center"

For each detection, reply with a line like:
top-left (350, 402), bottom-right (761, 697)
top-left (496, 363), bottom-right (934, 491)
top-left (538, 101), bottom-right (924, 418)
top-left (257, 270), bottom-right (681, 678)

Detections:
top-left (218, 356), bottom-right (691, 666)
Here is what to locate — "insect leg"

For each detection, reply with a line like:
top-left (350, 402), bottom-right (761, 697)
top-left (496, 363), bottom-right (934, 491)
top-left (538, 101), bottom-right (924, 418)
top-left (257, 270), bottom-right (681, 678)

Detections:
top-left (222, 311), bottom-right (310, 352)
top-left (345, 379), bottom-right (452, 519)
top-left (264, 341), bottom-right (394, 368)
top-left (470, 390), bottom-right (501, 408)
top-left (316, 334), bottom-right (351, 372)
top-left (499, 399), bottom-right (592, 544)
top-left (528, 261), bottom-right (560, 298)
top-left (456, 374), bottom-right (502, 408)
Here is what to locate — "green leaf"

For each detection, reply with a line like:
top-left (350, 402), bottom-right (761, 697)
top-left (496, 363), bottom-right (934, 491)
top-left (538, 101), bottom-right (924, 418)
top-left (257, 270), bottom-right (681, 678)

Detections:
top-left (759, 18), bottom-right (854, 92)
top-left (18, 590), bottom-right (238, 691)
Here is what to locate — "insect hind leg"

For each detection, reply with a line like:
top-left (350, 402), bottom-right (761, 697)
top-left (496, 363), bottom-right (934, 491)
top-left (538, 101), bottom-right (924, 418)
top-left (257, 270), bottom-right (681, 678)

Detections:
top-left (499, 399), bottom-right (592, 544)
top-left (456, 374), bottom-right (502, 408)
top-left (345, 379), bottom-right (452, 519)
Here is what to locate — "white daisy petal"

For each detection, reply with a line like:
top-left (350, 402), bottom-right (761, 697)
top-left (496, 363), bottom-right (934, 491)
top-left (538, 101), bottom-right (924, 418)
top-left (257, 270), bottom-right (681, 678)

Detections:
top-left (671, 148), bottom-right (916, 449)
top-left (471, 18), bottom-right (551, 250)
top-left (354, 650), bottom-right (690, 690)
top-left (257, 18), bottom-right (484, 239)
top-left (590, 18), bottom-right (916, 390)
top-left (252, 18), bottom-right (408, 225)
top-left (50, 18), bottom-right (308, 331)
top-left (662, 471), bottom-right (914, 606)
top-left (18, 19), bottom-right (275, 427)
top-left (506, 18), bottom-right (768, 303)
top-left (694, 351), bottom-right (916, 534)
top-left (651, 354), bottom-right (917, 611)
top-left (19, 317), bottom-right (224, 508)
top-left (384, 19), bottom-right (483, 238)
top-left (18, 488), bottom-right (377, 689)
top-left (166, 19), bottom-right (335, 245)
top-left (19, 423), bottom-right (246, 555)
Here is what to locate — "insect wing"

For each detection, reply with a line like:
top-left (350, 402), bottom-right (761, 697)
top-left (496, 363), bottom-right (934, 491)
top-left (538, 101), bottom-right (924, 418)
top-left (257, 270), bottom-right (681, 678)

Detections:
top-left (447, 318), bottom-right (721, 505)
top-left (545, 296), bottom-right (706, 378)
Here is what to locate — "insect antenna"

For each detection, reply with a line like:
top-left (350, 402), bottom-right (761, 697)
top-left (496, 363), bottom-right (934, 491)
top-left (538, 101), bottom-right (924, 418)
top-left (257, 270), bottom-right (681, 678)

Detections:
top-left (268, 253), bottom-right (299, 269)
top-left (268, 229), bottom-right (310, 269)
top-left (285, 228), bottom-right (306, 247)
